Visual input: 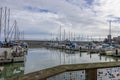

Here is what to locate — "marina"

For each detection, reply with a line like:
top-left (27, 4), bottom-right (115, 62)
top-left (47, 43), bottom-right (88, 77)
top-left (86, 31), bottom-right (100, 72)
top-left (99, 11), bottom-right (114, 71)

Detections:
top-left (0, 48), bottom-right (120, 80)
top-left (1, 0), bottom-right (120, 80)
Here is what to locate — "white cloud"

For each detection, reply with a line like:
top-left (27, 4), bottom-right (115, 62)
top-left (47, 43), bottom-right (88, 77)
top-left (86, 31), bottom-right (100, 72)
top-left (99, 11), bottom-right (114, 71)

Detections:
top-left (0, 0), bottom-right (120, 40)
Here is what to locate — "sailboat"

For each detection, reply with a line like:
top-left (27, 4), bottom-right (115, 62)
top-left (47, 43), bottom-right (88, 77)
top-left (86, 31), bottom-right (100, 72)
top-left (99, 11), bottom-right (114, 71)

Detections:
top-left (0, 7), bottom-right (13, 61)
top-left (0, 7), bottom-right (28, 63)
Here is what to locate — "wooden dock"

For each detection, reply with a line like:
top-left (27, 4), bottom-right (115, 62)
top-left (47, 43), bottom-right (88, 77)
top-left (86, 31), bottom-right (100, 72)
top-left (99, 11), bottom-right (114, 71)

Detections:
top-left (0, 56), bottom-right (25, 64)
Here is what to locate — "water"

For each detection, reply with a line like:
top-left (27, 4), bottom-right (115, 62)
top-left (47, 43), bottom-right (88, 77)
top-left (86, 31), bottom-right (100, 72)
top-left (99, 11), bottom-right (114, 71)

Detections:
top-left (0, 47), bottom-right (120, 80)
top-left (0, 63), bottom-right (24, 80)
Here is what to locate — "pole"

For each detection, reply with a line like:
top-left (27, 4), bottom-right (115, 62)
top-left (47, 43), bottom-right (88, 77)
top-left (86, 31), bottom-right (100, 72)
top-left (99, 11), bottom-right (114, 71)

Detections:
top-left (60, 25), bottom-right (61, 41)
top-left (109, 21), bottom-right (112, 44)
top-left (74, 32), bottom-right (75, 41)
top-left (14, 20), bottom-right (17, 41)
top-left (4, 7), bottom-right (7, 42)
top-left (7, 8), bottom-right (10, 41)
top-left (0, 7), bottom-right (2, 39)
top-left (109, 21), bottom-right (111, 36)
top-left (23, 31), bottom-right (24, 40)
top-left (63, 29), bottom-right (65, 41)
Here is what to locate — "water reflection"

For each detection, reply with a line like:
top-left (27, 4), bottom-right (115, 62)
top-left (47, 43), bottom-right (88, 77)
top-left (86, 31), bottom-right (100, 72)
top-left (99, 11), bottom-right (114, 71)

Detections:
top-left (0, 63), bottom-right (24, 80)
top-left (1, 48), bottom-right (120, 79)
top-left (25, 48), bottom-right (120, 74)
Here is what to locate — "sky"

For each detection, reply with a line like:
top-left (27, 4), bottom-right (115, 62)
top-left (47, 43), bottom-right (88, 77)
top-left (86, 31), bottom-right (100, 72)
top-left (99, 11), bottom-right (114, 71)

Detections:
top-left (1, 0), bottom-right (120, 40)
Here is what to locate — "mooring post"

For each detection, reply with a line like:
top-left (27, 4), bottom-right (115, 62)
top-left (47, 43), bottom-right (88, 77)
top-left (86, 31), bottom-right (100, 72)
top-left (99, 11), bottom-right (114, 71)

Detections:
top-left (86, 68), bottom-right (97, 80)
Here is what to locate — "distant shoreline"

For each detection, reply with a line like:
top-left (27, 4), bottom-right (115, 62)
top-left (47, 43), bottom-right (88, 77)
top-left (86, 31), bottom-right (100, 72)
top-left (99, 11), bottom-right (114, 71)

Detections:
top-left (21, 40), bottom-right (99, 48)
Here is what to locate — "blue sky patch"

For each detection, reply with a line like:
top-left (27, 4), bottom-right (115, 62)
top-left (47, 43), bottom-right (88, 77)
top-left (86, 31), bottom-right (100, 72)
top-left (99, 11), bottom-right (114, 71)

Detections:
top-left (24, 6), bottom-right (55, 13)
top-left (85, 0), bottom-right (94, 5)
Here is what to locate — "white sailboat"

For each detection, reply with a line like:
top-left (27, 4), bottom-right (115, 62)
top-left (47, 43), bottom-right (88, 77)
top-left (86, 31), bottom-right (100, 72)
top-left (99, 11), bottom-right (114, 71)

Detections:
top-left (0, 7), bottom-right (28, 63)
top-left (0, 7), bottom-right (13, 60)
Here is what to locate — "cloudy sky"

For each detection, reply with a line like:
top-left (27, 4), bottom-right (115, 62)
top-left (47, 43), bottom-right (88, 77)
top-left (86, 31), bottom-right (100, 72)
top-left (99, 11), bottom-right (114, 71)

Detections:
top-left (1, 0), bottom-right (120, 40)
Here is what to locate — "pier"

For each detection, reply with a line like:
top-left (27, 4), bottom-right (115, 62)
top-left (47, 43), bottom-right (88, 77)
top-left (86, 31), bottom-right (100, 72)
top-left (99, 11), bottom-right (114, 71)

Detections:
top-left (9, 62), bottom-right (120, 80)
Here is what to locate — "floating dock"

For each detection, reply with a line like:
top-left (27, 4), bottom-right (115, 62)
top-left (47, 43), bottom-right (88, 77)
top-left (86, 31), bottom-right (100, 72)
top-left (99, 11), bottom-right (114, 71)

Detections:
top-left (0, 56), bottom-right (25, 64)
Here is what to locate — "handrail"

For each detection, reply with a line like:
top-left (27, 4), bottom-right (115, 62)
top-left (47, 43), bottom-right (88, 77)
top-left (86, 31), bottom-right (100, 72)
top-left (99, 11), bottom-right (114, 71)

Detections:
top-left (9, 61), bottom-right (120, 80)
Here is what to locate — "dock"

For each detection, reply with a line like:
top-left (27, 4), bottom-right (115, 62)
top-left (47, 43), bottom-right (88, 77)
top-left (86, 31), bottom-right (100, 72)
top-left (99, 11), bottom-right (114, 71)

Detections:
top-left (0, 56), bottom-right (25, 64)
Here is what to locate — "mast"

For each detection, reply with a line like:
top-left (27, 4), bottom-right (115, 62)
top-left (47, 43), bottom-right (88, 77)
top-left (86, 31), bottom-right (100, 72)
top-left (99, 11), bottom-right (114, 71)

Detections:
top-left (63, 29), bottom-right (65, 41)
top-left (71, 32), bottom-right (72, 41)
top-left (0, 7), bottom-right (2, 39)
top-left (74, 32), bottom-right (75, 41)
top-left (14, 20), bottom-right (17, 41)
top-left (14, 20), bottom-right (20, 41)
top-left (7, 8), bottom-right (10, 40)
top-left (69, 29), bottom-right (70, 41)
top-left (6, 8), bottom-right (10, 41)
top-left (59, 25), bottom-right (61, 41)
top-left (23, 31), bottom-right (24, 40)
top-left (109, 21), bottom-right (111, 36)
top-left (108, 20), bottom-right (112, 43)
top-left (8, 21), bottom-right (14, 41)
top-left (4, 7), bottom-right (7, 42)
top-left (16, 20), bottom-right (20, 41)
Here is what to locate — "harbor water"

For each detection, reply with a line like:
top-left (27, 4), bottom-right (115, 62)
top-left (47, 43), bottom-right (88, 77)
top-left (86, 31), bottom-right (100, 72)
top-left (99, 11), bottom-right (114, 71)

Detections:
top-left (0, 47), bottom-right (120, 80)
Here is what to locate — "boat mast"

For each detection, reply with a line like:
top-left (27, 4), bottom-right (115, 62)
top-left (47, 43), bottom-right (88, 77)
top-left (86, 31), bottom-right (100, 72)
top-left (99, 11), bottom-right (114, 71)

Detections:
top-left (0, 7), bottom-right (2, 39)
top-left (59, 25), bottom-right (61, 41)
top-left (15, 20), bottom-right (20, 41)
top-left (6, 8), bottom-right (10, 40)
top-left (7, 8), bottom-right (10, 41)
top-left (71, 32), bottom-right (72, 41)
top-left (23, 31), bottom-right (24, 40)
top-left (69, 29), bottom-right (70, 41)
top-left (108, 20), bottom-right (112, 43)
top-left (4, 7), bottom-right (7, 42)
top-left (74, 32), bottom-right (75, 41)
top-left (14, 20), bottom-right (17, 41)
top-left (63, 29), bottom-right (65, 41)
top-left (109, 21), bottom-right (111, 36)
